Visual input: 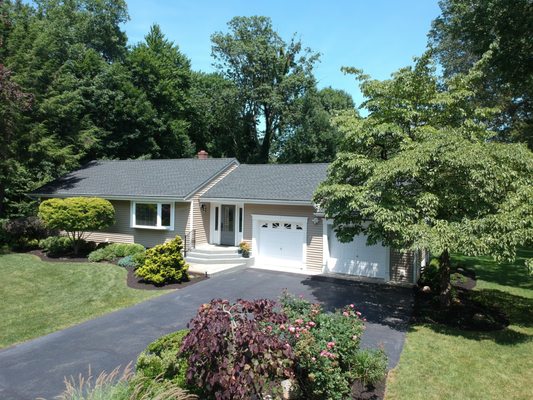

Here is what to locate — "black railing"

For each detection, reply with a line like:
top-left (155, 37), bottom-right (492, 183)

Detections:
top-left (184, 229), bottom-right (196, 257)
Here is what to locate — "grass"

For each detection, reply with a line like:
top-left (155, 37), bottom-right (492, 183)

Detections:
top-left (0, 253), bottom-right (170, 349)
top-left (386, 249), bottom-right (533, 400)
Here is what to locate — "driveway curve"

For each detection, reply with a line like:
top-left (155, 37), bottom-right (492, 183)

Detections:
top-left (0, 268), bottom-right (413, 400)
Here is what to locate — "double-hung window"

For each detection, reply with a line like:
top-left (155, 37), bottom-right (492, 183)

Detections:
top-left (131, 202), bottom-right (174, 230)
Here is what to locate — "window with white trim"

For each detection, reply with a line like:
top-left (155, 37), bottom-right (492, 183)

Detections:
top-left (131, 202), bottom-right (174, 230)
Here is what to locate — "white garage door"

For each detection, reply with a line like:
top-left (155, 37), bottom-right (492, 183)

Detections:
top-left (328, 229), bottom-right (389, 279)
top-left (258, 220), bottom-right (305, 268)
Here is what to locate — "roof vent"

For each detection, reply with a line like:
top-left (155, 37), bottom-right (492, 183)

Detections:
top-left (197, 150), bottom-right (208, 160)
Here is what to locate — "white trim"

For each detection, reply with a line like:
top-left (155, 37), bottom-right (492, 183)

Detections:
top-left (130, 201), bottom-right (175, 231)
top-left (322, 218), bottom-right (329, 271)
top-left (251, 214), bottom-right (308, 270)
top-left (189, 200), bottom-right (194, 232)
top-left (201, 197), bottom-right (312, 206)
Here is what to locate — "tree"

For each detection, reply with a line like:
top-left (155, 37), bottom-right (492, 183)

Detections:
top-left (277, 87), bottom-right (355, 163)
top-left (0, 64), bottom-right (33, 217)
top-left (211, 16), bottom-right (319, 163)
top-left (315, 55), bottom-right (533, 307)
top-left (38, 197), bottom-right (115, 255)
top-left (127, 24), bottom-right (194, 158)
top-left (429, 0), bottom-right (533, 149)
top-left (188, 71), bottom-right (244, 158)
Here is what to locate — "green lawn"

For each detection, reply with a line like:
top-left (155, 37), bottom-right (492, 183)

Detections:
top-left (0, 253), bottom-right (170, 349)
top-left (386, 249), bottom-right (533, 400)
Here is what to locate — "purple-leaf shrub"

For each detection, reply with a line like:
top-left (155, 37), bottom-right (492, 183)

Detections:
top-left (180, 299), bottom-right (294, 400)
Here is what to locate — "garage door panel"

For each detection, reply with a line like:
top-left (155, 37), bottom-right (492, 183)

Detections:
top-left (258, 220), bottom-right (305, 267)
top-left (328, 231), bottom-right (388, 278)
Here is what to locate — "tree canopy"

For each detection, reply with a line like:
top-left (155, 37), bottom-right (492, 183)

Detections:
top-left (315, 55), bottom-right (533, 306)
top-left (211, 16), bottom-right (320, 163)
top-left (429, 0), bottom-right (533, 149)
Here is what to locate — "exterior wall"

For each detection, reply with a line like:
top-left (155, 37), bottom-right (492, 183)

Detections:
top-left (243, 204), bottom-right (323, 273)
top-left (191, 164), bottom-right (238, 246)
top-left (86, 200), bottom-right (189, 248)
top-left (389, 249), bottom-right (415, 283)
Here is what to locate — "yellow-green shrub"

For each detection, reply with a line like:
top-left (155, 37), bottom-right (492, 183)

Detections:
top-left (135, 236), bottom-right (189, 285)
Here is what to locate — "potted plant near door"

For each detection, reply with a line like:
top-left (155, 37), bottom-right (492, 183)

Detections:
top-left (239, 241), bottom-right (251, 258)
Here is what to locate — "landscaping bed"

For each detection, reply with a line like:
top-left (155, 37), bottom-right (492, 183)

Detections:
top-left (413, 263), bottom-right (509, 331)
top-left (386, 250), bottom-right (533, 400)
top-left (126, 267), bottom-right (207, 290)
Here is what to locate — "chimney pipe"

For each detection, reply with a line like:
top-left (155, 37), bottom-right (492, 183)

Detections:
top-left (197, 150), bottom-right (208, 160)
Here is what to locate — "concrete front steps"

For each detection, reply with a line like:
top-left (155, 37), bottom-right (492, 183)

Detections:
top-left (186, 244), bottom-right (253, 275)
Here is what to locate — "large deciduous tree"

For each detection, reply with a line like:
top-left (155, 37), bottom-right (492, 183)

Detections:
top-left (315, 55), bottom-right (533, 307)
top-left (277, 87), bottom-right (355, 163)
top-left (211, 16), bottom-right (319, 163)
top-left (429, 0), bottom-right (533, 149)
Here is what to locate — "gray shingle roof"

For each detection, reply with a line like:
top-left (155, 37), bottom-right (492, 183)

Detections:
top-left (32, 158), bottom-right (238, 199)
top-left (202, 163), bottom-right (329, 203)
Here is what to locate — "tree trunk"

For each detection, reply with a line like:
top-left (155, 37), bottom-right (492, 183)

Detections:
top-left (438, 249), bottom-right (452, 308)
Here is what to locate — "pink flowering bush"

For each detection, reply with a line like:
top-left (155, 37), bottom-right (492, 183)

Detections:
top-left (278, 292), bottom-right (382, 399)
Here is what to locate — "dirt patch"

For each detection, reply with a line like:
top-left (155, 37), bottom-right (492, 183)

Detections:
top-left (351, 377), bottom-right (386, 400)
top-left (126, 267), bottom-right (208, 290)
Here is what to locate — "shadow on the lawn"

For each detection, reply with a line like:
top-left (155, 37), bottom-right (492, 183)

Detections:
top-left (415, 287), bottom-right (532, 345)
top-left (454, 249), bottom-right (533, 290)
top-left (420, 322), bottom-right (532, 346)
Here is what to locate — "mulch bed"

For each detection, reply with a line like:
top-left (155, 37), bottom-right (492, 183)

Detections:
top-left (125, 267), bottom-right (208, 290)
top-left (27, 250), bottom-right (208, 290)
top-left (28, 249), bottom-right (91, 263)
top-left (413, 267), bottom-right (509, 331)
top-left (351, 377), bottom-right (386, 400)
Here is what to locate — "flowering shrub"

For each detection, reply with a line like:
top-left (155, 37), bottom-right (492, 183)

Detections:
top-left (180, 299), bottom-right (294, 400)
top-left (279, 292), bottom-right (374, 400)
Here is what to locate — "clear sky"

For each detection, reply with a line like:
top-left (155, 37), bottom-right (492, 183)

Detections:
top-left (123, 0), bottom-right (441, 107)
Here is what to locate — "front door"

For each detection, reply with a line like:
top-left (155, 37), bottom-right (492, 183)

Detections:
top-left (220, 205), bottom-right (236, 246)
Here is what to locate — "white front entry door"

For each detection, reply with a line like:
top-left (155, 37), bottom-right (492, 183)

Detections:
top-left (257, 220), bottom-right (305, 268)
top-left (328, 230), bottom-right (389, 279)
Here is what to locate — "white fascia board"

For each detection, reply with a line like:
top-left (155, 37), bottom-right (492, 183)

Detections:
top-left (201, 197), bottom-right (312, 206)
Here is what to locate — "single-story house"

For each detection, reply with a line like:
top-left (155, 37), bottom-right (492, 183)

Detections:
top-left (32, 152), bottom-right (423, 284)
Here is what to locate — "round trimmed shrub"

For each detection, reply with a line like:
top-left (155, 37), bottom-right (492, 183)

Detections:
top-left (136, 329), bottom-right (189, 387)
top-left (39, 236), bottom-right (74, 257)
top-left (88, 243), bottom-right (145, 262)
top-left (135, 236), bottom-right (189, 285)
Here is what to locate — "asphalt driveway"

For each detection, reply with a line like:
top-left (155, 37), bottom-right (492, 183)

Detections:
top-left (0, 268), bottom-right (413, 400)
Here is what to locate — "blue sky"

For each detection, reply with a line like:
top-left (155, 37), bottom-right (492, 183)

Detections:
top-left (123, 0), bottom-right (441, 107)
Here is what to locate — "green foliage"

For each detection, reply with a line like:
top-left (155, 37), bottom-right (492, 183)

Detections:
top-left (429, 0), bottom-right (533, 149)
top-left (88, 243), bottom-right (144, 263)
top-left (39, 197), bottom-right (114, 254)
top-left (418, 258), bottom-right (441, 292)
top-left (135, 236), bottom-right (189, 285)
top-left (352, 348), bottom-right (388, 387)
top-left (280, 293), bottom-right (371, 399)
top-left (315, 55), bottom-right (533, 306)
top-left (39, 236), bottom-right (73, 257)
top-left (136, 329), bottom-right (189, 388)
top-left (211, 16), bottom-right (319, 162)
top-left (2, 216), bottom-right (54, 250)
top-left (278, 87), bottom-right (356, 163)
top-left (117, 255), bottom-right (136, 268)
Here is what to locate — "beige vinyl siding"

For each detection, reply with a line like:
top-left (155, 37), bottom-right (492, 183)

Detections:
top-left (191, 164), bottom-right (238, 246)
top-left (87, 200), bottom-right (189, 248)
top-left (389, 249), bottom-right (415, 283)
top-left (243, 204), bottom-right (323, 273)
